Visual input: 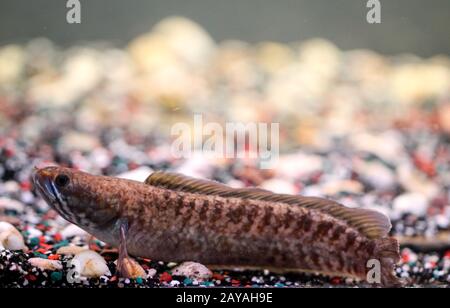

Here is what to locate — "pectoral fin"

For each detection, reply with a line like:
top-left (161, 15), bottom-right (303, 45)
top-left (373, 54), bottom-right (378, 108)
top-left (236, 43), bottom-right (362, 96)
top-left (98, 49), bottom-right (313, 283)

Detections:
top-left (116, 218), bottom-right (131, 278)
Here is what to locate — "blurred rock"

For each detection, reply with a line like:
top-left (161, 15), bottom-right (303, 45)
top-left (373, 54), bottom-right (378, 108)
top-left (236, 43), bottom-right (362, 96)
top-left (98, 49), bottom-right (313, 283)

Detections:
top-left (397, 164), bottom-right (439, 199)
top-left (275, 153), bottom-right (323, 180)
top-left (171, 261), bottom-right (212, 281)
top-left (353, 159), bottom-right (396, 190)
top-left (0, 197), bottom-right (25, 212)
top-left (58, 131), bottom-right (101, 153)
top-left (349, 131), bottom-right (405, 164)
top-left (260, 178), bottom-right (298, 194)
top-left (390, 63), bottom-right (450, 105)
top-left (117, 166), bottom-right (153, 182)
top-left (0, 45), bottom-right (25, 85)
top-left (128, 16), bottom-right (215, 72)
top-left (255, 41), bottom-right (293, 74)
top-left (0, 221), bottom-right (27, 251)
top-left (61, 224), bottom-right (89, 239)
top-left (437, 103), bottom-right (450, 134)
top-left (298, 39), bottom-right (340, 82)
top-left (321, 179), bottom-right (364, 196)
top-left (393, 193), bottom-right (429, 218)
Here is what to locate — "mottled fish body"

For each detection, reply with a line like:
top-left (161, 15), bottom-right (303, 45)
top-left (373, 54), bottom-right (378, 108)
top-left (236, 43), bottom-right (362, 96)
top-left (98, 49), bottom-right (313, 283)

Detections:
top-left (32, 167), bottom-right (400, 286)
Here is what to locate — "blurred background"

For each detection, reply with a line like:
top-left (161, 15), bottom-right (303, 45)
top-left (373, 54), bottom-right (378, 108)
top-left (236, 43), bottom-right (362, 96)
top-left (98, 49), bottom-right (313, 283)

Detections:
top-left (1, 0), bottom-right (450, 56)
top-left (0, 0), bottom-right (450, 287)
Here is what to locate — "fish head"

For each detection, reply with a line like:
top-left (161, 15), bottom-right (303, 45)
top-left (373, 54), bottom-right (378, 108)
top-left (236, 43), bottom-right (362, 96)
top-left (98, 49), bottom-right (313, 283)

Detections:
top-left (32, 166), bottom-right (121, 230)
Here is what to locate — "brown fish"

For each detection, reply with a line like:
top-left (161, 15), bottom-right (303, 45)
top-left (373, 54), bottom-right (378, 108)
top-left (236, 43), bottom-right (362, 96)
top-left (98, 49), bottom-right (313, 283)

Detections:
top-left (32, 166), bottom-right (400, 286)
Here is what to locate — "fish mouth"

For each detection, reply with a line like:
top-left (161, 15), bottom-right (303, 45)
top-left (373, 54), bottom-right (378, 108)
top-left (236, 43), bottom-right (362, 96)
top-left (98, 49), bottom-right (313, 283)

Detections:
top-left (31, 167), bottom-right (73, 222)
top-left (32, 167), bottom-right (57, 204)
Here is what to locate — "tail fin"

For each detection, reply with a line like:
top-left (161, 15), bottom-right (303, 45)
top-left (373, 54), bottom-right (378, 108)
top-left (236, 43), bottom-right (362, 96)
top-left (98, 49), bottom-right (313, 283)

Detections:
top-left (368, 237), bottom-right (402, 287)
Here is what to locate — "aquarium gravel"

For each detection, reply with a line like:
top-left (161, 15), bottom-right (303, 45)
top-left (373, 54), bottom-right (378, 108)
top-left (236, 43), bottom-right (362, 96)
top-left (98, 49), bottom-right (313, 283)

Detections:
top-left (0, 128), bottom-right (449, 287)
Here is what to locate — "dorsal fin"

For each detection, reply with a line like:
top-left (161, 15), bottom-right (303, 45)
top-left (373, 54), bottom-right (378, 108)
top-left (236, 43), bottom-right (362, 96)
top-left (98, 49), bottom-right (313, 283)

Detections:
top-left (145, 171), bottom-right (391, 239)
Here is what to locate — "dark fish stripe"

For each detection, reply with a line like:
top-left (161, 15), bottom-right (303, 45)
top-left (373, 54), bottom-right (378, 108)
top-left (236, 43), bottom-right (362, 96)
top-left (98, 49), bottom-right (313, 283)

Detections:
top-left (49, 181), bottom-right (73, 221)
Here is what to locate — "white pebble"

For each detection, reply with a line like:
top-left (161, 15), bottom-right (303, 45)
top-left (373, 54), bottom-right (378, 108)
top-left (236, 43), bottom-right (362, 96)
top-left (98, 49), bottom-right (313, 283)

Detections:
top-left (276, 153), bottom-right (323, 179)
top-left (26, 227), bottom-right (43, 238)
top-left (72, 250), bottom-right (111, 278)
top-left (56, 245), bottom-right (87, 255)
top-left (117, 166), bottom-right (154, 182)
top-left (260, 178), bottom-right (298, 194)
top-left (0, 197), bottom-right (25, 212)
top-left (0, 221), bottom-right (16, 233)
top-left (0, 221), bottom-right (27, 251)
top-left (321, 179), bottom-right (363, 195)
top-left (28, 258), bottom-right (63, 271)
top-left (397, 164), bottom-right (439, 199)
top-left (1, 181), bottom-right (20, 194)
top-left (301, 185), bottom-right (324, 198)
top-left (147, 268), bottom-right (157, 278)
top-left (89, 148), bottom-right (112, 169)
top-left (170, 280), bottom-right (181, 287)
top-left (349, 131), bottom-right (405, 164)
top-left (392, 193), bottom-right (429, 218)
top-left (20, 191), bottom-right (35, 204)
top-left (226, 179), bottom-right (245, 188)
top-left (35, 199), bottom-right (50, 212)
top-left (174, 151), bottom-right (215, 179)
top-left (171, 261), bottom-right (212, 281)
top-left (354, 160), bottom-right (395, 190)
top-left (435, 214), bottom-right (450, 229)
top-left (58, 131), bottom-right (100, 153)
top-left (61, 224), bottom-right (88, 238)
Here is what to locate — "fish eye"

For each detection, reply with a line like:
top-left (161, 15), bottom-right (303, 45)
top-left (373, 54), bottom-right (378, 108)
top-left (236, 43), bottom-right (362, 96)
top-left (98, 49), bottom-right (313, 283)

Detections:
top-left (55, 174), bottom-right (70, 188)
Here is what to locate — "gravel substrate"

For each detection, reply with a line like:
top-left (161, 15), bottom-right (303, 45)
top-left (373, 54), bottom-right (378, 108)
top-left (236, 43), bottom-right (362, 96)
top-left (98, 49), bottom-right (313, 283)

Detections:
top-left (0, 128), bottom-right (449, 287)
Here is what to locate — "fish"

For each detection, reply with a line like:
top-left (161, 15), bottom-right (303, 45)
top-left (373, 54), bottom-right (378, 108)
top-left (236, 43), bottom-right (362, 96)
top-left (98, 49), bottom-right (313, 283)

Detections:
top-left (31, 166), bottom-right (401, 286)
